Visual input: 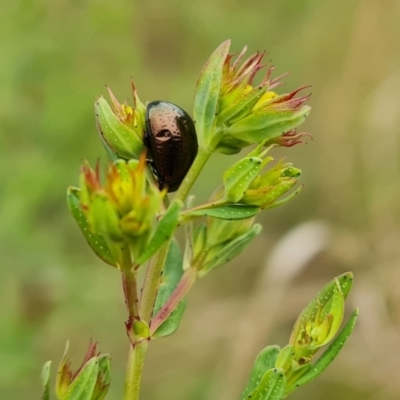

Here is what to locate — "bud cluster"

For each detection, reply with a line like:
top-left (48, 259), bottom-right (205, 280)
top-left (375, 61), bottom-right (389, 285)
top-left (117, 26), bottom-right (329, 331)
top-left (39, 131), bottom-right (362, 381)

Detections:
top-left (240, 273), bottom-right (358, 399)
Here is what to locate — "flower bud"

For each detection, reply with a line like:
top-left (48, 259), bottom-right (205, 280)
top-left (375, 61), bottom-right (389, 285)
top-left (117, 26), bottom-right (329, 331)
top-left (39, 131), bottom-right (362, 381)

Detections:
top-left (80, 157), bottom-right (161, 252)
top-left (289, 274), bottom-right (352, 365)
top-left (193, 40), bottom-right (311, 154)
top-left (69, 155), bottom-right (178, 268)
top-left (218, 144), bottom-right (301, 209)
top-left (56, 341), bottom-right (110, 400)
top-left (95, 83), bottom-right (146, 160)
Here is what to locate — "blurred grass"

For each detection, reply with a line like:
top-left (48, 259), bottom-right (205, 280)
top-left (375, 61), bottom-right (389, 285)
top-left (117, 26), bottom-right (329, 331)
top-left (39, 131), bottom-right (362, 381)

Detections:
top-left (1, 0), bottom-right (400, 399)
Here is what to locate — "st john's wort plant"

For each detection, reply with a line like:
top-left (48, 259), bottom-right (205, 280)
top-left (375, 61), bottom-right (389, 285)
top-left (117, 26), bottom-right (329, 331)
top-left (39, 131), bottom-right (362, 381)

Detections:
top-left (41, 40), bottom-right (358, 400)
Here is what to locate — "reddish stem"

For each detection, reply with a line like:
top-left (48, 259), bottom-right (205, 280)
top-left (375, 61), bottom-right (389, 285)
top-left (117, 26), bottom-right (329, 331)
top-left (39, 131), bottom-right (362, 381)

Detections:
top-left (122, 269), bottom-right (139, 318)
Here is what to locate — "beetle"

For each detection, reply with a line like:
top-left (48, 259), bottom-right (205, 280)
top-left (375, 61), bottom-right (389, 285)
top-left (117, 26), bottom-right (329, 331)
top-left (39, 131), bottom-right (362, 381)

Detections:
top-left (144, 101), bottom-right (198, 192)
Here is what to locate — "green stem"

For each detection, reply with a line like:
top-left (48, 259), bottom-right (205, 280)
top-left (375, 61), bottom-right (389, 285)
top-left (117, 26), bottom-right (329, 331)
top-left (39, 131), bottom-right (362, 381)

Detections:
top-left (121, 243), bottom-right (145, 400)
top-left (125, 146), bottom-right (212, 399)
top-left (123, 341), bottom-right (148, 400)
top-left (139, 244), bottom-right (170, 322)
top-left (121, 242), bottom-right (138, 318)
top-left (122, 269), bottom-right (138, 318)
top-left (173, 146), bottom-right (213, 203)
top-left (140, 146), bottom-right (212, 322)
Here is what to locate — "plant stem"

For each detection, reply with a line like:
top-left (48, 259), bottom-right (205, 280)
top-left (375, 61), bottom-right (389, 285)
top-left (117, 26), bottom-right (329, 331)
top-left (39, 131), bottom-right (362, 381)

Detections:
top-left (121, 243), bottom-right (145, 400)
top-left (121, 242), bottom-right (138, 318)
top-left (123, 340), bottom-right (148, 400)
top-left (122, 269), bottom-right (138, 318)
top-left (125, 147), bottom-right (212, 399)
top-left (173, 146), bottom-right (213, 203)
top-left (140, 146), bottom-right (212, 323)
top-left (139, 244), bottom-right (170, 322)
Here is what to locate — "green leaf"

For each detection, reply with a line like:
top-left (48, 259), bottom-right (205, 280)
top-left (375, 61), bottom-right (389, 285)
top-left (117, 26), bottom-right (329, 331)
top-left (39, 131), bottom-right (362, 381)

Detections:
top-left (193, 40), bottom-right (231, 148)
top-left (285, 308), bottom-right (359, 396)
top-left (92, 355), bottom-right (111, 400)
top-left (275, 345), bottom-right (294, 373)
top-left (240, 346), bottom-right (280, 400)
top-left (90, 192), bottom-right (123, 243)
top-left (206, 218), bottom-right (253, 248)
top-left (218, 86), bottom-right (267, 125)
top-left (215, 135), bottom-right (251, 155)
top-left (268, 186), bottom-right (303, 209)
top-left (56, 342), bottom-right (70, 398)
top-left (316, 283), bottom-right (344, 348)
top-left (223, 157), bottom-right (263, 202)
top-left (201, 223), bottom-right (262, 275)
top-left (182, 204), bottom-right (260, 221)
top-left (228, 106), bottom-right (311, 143)
top-left (152, 240), bottom-right (186, 337)
top-left (248, 368), bottom-right (286, 400)
top-left (336, 272), bottom-right (354, 299)
top-left (136, 200), bottom-right (183, 265)
top-left (61, 358), bottom-right (99, 400)
top-left (67, 187), bottom-right (116, 267)
top-left (100, 133), bottom-right (119, 162)
top-left (42, 361), bottom-right (51, 400)
top-left (95, 97), bottom-right (143, 159)
top-left (183, 220), bottom-right (196, 270)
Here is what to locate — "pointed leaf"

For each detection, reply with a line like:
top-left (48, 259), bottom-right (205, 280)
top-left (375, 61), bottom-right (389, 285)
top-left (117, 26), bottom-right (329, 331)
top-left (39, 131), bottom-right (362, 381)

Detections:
top-left (67, 187), bottom-right (116, 267)
top-left (99, 133), bottom-right (119, 162)
top-left (285, 309), bottom-right (359, 396)
top-left (61, 357), bottom-right (99, 400)
top-left (194, 40), bottom-right (231, 148)
top-left (317, 284), bottom-right (344, 347)
top-left (206, 218), bottom-right (254, 248)
top-left (152, 240), bottom-right (186, 337)
top-left (56, 342), bottom-right (71, 398)
top-left (275, 345), bottom-right (294, 373)
top-left (137, 200), bottom-right (183, 265)
top-left (223, 157), bottom-right (263, 202)
top-left (218, 86), bottom-right (267, 124)
top-left (182, 204), bottom-right (260, 221)
top-left (42, 361), bottom-right (51, 400)
top-left (229, 106), bottom-right (311, 143)
top-left (268, 186), bottom-right (303, 209)
top-left (240, 345), bottom-right (280, 400)
top-left (248, 368), bottom-right (286, 400)
top-left (336, 272), bottom-right (354, 299)
top-left (91, 355), bottom-right (111, 400)
top-left (201, 223), bottom-right (262, 275)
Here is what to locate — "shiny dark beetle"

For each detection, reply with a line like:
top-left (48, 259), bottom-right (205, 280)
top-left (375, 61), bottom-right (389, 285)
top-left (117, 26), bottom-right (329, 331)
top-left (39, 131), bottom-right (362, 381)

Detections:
top-left (144, 101), bottom-right (198, 192)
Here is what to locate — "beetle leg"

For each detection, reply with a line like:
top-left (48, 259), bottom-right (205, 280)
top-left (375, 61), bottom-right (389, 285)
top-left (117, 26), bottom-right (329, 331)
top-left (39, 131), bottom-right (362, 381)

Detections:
top-left (145, 158), bottom-right (164, 189)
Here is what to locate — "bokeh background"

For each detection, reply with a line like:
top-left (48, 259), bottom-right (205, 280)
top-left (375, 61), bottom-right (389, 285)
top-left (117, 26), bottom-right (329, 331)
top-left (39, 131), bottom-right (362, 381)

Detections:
top-left (1, 0), bottom-right (400, 399)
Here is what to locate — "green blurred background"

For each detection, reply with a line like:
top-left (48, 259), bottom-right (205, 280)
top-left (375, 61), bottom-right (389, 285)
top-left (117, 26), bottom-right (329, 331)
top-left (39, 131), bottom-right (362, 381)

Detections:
top-left (1, 0), bottom-right (400, 399)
